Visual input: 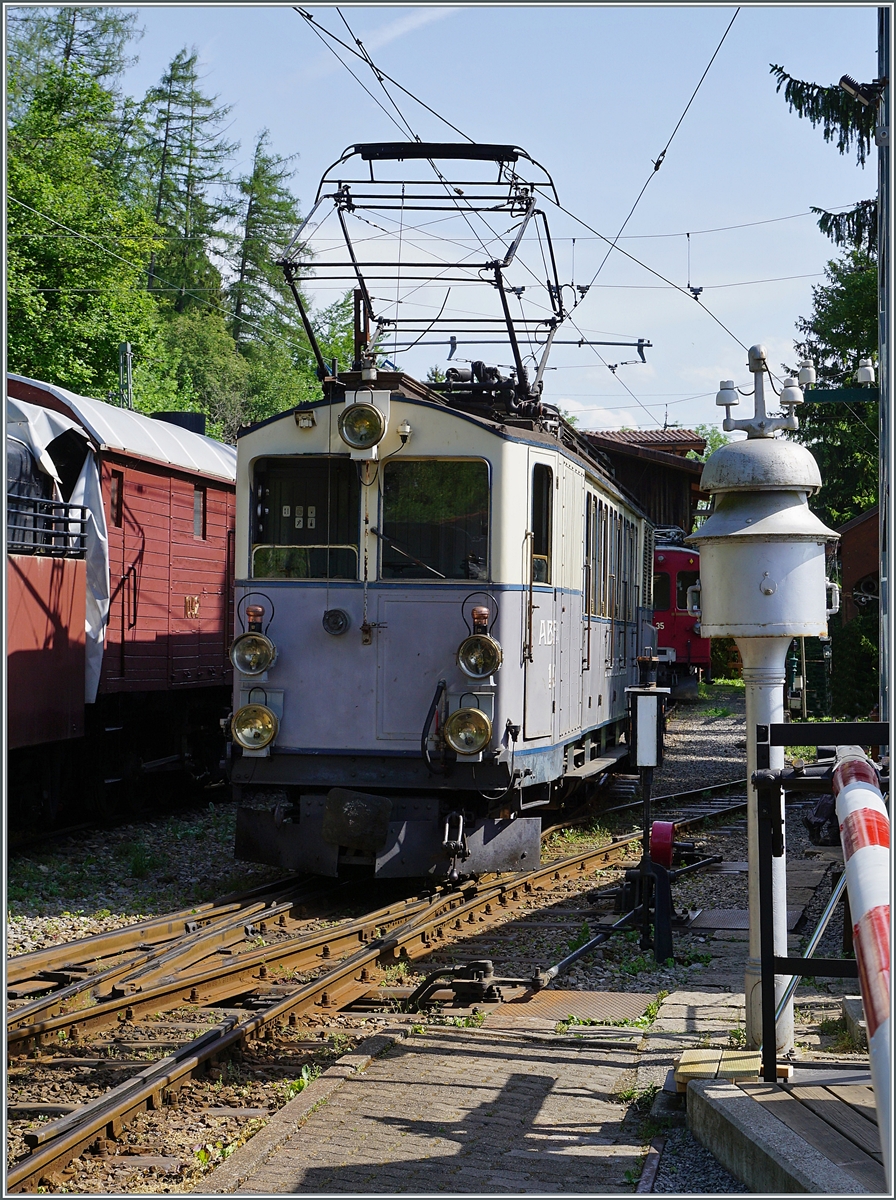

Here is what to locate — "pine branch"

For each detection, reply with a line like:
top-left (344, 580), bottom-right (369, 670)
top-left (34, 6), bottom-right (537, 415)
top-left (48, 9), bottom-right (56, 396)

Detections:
top-left (769, 64), bottom-right (876, 166)
top-left (810, 199), bottom-right (877, 255)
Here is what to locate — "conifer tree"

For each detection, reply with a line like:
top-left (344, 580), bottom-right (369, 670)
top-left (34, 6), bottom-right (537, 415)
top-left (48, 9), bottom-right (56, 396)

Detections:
top-left (770, 65), bottom-right (878, 253)
top-left (7, 6), bottom-right (143, 121)
top-left (228, 130), bottom-right (305, 346)
top-left (143, 48), bottom-right (237, 311)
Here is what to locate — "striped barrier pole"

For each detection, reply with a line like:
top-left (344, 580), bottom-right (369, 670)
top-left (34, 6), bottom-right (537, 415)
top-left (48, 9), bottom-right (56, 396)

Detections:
top-left (833, 748), bottom-right (891, 1190)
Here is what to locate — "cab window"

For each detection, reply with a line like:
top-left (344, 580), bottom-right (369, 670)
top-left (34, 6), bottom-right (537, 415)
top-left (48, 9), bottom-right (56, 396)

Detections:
top-left (381, 459), bottom-right (489, 580)
top-left (676, 570), bottom-right (699, 610)
top-left (653, 571), bottom-right (671, 612)
top-left (251, 457), bottom-right (359, 579)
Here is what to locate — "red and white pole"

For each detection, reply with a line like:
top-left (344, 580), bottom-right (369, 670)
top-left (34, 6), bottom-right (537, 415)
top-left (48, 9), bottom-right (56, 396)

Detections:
top-left (833, 750), bottom-right (891, 1189)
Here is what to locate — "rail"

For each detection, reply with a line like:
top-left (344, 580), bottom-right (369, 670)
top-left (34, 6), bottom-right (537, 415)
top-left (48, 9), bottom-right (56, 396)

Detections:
top-left (6, 790), bottom-right (781, 1192)
top-left (6, 492), bottom-right (88, 558)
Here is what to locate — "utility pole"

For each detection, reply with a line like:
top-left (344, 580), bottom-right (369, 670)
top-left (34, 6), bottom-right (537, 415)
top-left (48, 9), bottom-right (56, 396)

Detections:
top-left (118, 342), bottom-right (133, 410)
top-left (877, 6), bottom-right (890, 722)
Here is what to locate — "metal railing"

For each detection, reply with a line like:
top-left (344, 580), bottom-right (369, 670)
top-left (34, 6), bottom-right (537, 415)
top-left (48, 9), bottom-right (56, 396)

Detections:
top-left (6, 492), bottom-right (88, 558)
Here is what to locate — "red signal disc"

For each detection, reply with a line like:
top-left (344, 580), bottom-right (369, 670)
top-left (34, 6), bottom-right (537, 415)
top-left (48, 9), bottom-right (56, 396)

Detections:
top-left (650, 821), bottom-right (675, 867)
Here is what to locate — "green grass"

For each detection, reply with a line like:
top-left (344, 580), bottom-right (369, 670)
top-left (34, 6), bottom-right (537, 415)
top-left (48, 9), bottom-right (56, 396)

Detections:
top-left (616, 1082), bottom-right (660, 1112)
top-left (566, 920), bottom-right (594, 954)
top-left (700, 706), bottom-right (732, 719)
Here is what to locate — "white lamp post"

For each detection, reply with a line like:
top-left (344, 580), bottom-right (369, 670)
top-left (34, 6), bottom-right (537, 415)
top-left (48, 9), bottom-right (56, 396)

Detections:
top-left (688, 345), bottom-right (839, 1050)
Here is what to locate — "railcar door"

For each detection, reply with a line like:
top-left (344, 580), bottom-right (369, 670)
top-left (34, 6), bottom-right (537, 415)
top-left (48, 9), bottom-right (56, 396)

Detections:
top-left (557, 458), bottom-right (583, 737)
top-left (523, 454), bottom-right (557, 739)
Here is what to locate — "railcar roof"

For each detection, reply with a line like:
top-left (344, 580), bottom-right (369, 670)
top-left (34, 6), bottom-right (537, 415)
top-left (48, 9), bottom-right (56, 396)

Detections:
top-left (237, 376), bottom-right (651, 523)
top-left (7, 375), bottom-right (237, 483)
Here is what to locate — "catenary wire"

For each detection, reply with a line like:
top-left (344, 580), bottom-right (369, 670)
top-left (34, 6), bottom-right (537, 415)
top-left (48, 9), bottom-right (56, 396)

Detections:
top-left (574, 8), bottom-right (740, 302)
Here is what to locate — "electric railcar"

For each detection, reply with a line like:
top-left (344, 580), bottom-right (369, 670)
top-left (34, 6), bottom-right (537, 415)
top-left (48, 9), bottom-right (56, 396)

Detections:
top-left (228, 140), bottom-right (658, 880)
top-left (652, 526), bottom-right (712, 690)
top-left (229, 370), bottom-right (656, 879)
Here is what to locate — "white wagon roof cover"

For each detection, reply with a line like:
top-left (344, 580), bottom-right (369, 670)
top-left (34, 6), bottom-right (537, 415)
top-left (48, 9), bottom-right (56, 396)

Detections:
top-left (8, 374), bottom-right (237, 482)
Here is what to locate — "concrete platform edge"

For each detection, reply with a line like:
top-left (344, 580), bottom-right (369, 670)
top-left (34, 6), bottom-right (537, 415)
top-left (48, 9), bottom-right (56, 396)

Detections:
top-left (687, 1079), bottom-right (873, 1194)
top-left (203, 1030), bottom-right (406, 1194)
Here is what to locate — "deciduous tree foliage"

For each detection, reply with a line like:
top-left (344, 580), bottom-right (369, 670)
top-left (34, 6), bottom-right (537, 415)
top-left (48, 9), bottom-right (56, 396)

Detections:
top-left (7, 67), bottom-right (164, 395)
top-left (6, 17), bottom-right (351, 437)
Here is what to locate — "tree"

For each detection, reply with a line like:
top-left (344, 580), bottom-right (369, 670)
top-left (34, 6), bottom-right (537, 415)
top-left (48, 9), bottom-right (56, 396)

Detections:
top-left (228, 130), bottom-right (306, 346)
top-left (7, 6), bottom-right (143, 122)
top-left (687, 423), bottom-right (730, 461)
top-left (787, 250), bottom-right (878, 528)
top-left (7, 66), bottom-right (167, 396)
top-left (770, 65), bottom-right (877, 254)
top-left (142, 48), bottom-right (237, 311)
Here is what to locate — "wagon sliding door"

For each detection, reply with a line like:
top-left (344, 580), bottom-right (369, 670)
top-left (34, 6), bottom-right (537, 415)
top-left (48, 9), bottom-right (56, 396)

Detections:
top-left (523, 454), bottom-right (557, 740)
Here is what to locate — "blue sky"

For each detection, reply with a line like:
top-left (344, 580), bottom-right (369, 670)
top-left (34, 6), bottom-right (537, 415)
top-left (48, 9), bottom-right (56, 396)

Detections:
top-left (116, 3), bottom-right (878, 433)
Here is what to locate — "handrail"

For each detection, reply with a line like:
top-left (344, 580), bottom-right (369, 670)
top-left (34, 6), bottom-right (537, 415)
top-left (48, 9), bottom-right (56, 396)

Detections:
top-left (6, 492), bottom-right (88, 558)
top-left (833, 748), bottom-right (891, 1191)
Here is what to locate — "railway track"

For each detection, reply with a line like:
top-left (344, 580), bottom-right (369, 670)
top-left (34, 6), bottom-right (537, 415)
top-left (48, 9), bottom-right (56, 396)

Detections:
top-left (6, 789), bottom-right (762, 1193)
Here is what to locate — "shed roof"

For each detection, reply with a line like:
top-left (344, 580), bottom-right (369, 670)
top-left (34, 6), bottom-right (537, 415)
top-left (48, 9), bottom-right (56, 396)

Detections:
top-left (581, 431), bottom-right (705, 477)
top-left (7, 374), bottom-right (237, 482)
top-left (587, 428), bottom-right (706, 456)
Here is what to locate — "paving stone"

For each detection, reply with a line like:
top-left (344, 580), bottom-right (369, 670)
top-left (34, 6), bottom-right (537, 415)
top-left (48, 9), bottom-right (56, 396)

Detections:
top-left (224, 1029), bottom-right (644, 1193)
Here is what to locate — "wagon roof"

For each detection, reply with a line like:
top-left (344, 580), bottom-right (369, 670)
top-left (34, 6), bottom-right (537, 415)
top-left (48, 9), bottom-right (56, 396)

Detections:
top-left (7, 375), bottom-right (237, 483)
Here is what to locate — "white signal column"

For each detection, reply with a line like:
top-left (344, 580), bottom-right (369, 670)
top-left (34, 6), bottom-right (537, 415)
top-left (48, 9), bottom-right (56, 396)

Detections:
top-left (688, 346), bottom-right (838, 1050)
top-left (833, 750), bottom-right (891, 1191)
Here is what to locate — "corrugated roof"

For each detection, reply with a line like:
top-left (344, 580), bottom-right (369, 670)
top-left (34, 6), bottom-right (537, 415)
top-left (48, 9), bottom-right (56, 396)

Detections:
top-left (7, 374), bottom-right (237, 482)
top-left (587, 428), bottom-right (706, 450)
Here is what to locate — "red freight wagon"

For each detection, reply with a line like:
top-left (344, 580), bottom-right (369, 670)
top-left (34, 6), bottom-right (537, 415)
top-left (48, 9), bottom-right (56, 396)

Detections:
top-left (6, 374), bottom-right (237, 825)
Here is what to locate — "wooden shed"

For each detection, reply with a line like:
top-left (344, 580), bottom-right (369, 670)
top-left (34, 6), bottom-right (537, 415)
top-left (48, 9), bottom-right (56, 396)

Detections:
top-left (581, 429), bottom-right (709, 531)
top-left (836, 506), bottom-right (879, 622)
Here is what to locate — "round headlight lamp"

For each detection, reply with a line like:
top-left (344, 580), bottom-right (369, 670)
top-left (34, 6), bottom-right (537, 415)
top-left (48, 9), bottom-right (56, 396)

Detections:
top-left (338, 403), bottom-right (386, 450)
top-left (457, 634), bottom-right (503, 679)
top-left (443, 707), bottom-right (492, 756)
top-left (229, 632), bottom-right (276, 676)
top-left (231, 704), bottom-right (278, 750)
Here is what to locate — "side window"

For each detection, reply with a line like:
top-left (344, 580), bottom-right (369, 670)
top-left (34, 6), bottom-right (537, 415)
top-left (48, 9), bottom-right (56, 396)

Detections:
top-left (653, 571), bottom-right (671, 612)
top-left (531, 463), bottom-right (552, 584)
top-left (193, 486), bottom-right (206, 540)
top-left (598, 501), bottom-right (608, 615)
top-left (677, 570), bottom-right (699, 610)
top-left (110, 470), bottom-right (123, 528)
top-left (585, 493), bottom-right (599, 615)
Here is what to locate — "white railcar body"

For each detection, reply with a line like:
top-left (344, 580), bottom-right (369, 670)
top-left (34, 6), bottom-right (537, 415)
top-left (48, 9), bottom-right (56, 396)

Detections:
top-left (231, 383), bottom-right (653, 878)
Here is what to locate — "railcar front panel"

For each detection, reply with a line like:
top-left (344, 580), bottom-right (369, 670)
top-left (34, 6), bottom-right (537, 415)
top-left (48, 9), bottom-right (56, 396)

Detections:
top-left (230, 385), bottom-right (654, 879)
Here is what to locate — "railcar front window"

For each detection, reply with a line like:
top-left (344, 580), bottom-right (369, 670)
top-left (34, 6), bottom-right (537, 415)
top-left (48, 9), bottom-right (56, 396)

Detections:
top-left (653, 571), bottom-right (671, 612)
top-left (676, 570), bottom-right (699, 610)
top-left (251, 458), bottom-right (360, 579)
top-left (381, 460), bottom-right (489, 580)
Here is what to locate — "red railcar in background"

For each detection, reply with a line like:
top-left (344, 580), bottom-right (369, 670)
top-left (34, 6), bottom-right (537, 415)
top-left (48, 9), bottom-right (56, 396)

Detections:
top-left (6, 374), bottom-right (237, 826)
top-left (652, 526), bottom-right (712, 690)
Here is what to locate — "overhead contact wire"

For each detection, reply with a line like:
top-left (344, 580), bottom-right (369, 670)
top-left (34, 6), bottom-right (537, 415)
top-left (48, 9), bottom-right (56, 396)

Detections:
top-left (575, 7), bottom-right (740, 302)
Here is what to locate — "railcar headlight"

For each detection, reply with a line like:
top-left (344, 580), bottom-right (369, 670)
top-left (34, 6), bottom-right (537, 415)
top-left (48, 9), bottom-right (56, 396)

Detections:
top-left (338, 403), bottom-right (386, 450)
top-left (457, 634), bottom-right (503, 679)
top-left (231, 704), bottom-right (278, 750)
top-left (229, 632), bottom-right (276, 675)
top-left (443, 707), bottom-right (492, 756)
